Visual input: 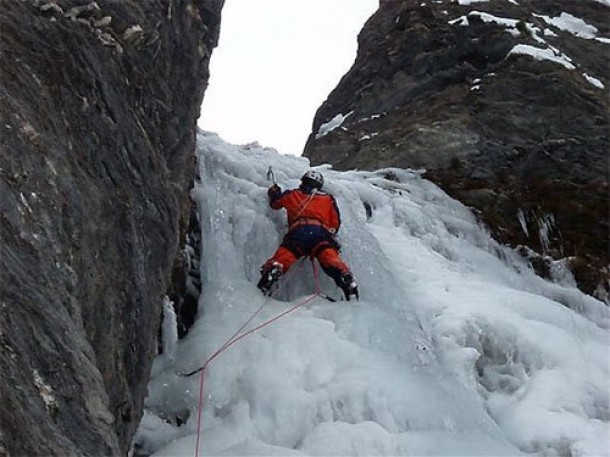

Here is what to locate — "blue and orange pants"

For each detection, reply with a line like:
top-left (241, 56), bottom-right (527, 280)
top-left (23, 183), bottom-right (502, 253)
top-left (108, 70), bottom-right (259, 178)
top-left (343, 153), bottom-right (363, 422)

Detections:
top-left (263, 225), bottom-right (350, 287)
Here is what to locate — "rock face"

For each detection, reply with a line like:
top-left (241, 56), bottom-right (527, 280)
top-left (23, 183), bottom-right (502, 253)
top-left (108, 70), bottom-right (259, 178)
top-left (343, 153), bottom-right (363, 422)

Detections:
top-left (304, 0), bottom-right (609, 302)
top-left (0, 0), bottom-right (222, 455)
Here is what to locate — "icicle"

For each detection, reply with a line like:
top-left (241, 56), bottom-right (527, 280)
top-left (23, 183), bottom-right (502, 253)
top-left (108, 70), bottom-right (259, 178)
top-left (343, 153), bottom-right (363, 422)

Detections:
top-left (161, 296), bottom-right (178, 362)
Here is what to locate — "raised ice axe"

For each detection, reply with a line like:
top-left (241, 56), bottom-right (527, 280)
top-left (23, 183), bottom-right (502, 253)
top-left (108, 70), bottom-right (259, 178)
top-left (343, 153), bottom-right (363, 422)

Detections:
top-left (266, 166), bottom-right (276, 184)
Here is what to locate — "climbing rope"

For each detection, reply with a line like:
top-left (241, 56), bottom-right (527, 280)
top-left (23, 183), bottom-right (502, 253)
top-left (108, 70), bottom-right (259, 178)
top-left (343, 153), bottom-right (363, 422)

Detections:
top-left (192, 259), bottom-right (323, 457)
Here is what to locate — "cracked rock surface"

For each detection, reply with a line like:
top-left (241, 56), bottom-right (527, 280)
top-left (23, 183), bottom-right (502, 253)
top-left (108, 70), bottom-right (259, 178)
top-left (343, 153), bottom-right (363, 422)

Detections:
top-left (304, 0), bottom-right (609, 301)
top-left (0, 0), bottom-right (223, 454)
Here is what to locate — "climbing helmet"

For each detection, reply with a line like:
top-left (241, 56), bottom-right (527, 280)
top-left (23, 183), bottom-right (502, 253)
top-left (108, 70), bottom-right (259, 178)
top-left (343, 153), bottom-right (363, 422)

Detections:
top-left (301, 170), bottom-right (324, 190)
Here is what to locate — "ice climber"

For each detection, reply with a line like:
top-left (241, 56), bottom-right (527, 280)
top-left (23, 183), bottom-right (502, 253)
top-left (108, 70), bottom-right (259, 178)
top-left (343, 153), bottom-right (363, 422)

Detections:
top-left (257, 170), bottom-right (359, 300)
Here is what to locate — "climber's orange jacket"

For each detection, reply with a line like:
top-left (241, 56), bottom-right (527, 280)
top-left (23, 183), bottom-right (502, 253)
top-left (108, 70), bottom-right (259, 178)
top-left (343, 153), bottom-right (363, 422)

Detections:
top-left (268, 185), bottom-right (341, 233)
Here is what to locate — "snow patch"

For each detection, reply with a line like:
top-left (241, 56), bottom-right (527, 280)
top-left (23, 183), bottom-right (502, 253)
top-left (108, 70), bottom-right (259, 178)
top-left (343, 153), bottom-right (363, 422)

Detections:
top-left (457, 0), bottom-right (489, 4)
top-left (543, 28), bottom-right (558, 37)
top-left (359, 132), bottom-right (379, 141)
top-left (357, 113), bottom-right (385, 123)
top-left (449, 11), bottom-right (578, 71)
top-left (535, 12), bottom-right (598, 40)
top-left (583, 73), bottom-right (605, 89)
top-left (508, 44), bottom-right (575, 70)
top-left (315, 111), bottom-right (354, 139)
top-left (449, 11), bottom-right (520, 33)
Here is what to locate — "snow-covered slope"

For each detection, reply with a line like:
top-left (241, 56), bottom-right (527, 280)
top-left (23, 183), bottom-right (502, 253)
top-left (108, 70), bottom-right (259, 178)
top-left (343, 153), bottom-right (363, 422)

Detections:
top-left (134, 133), bottom-right (609, 456)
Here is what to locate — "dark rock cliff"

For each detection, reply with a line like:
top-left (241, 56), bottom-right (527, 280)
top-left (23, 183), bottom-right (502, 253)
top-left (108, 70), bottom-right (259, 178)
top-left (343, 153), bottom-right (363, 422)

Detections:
top-left (0, 0), bottom-right (223, 455)
top-left (304, 0), bottom-right (609, 302)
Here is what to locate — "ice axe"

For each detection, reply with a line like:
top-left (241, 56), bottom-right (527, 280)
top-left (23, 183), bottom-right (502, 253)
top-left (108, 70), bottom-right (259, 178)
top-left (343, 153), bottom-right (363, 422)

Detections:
top-left (266, 166), bottom-right (276, 184)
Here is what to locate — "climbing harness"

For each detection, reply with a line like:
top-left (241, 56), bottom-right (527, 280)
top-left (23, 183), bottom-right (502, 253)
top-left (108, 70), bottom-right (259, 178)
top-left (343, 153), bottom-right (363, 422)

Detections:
top-left (292, 188), bottom-right (317, 220)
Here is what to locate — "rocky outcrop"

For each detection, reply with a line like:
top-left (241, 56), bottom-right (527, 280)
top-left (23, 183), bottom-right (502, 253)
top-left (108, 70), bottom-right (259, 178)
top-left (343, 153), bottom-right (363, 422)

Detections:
top-left (166, 199), bottom-right (202, 340)
top-left (0, 0), bottom-right (222, 455)
top-left (304, 0), bottom-right (609, 301)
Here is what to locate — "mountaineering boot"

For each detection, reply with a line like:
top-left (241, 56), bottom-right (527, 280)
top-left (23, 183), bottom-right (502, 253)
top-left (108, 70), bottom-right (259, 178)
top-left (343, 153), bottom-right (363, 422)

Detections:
top-left (339, 272), bottom-right (359, 301)
top-left (257, 262), bottom-right (283, 296)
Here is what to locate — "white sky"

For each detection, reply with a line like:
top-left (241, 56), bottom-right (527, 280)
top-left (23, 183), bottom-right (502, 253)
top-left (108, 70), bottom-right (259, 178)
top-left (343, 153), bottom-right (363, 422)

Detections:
top-left (198, 0), bottom-right (378, 156)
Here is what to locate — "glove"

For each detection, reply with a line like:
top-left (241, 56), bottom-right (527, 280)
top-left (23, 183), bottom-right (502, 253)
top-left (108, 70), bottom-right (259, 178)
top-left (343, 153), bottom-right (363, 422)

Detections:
top-left (267, 184), bottom-right (282, 197)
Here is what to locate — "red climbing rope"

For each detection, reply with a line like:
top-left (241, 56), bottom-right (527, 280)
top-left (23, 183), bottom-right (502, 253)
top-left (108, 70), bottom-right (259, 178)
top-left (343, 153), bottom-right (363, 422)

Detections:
top-left (194, 260), bottom-right (322, 457)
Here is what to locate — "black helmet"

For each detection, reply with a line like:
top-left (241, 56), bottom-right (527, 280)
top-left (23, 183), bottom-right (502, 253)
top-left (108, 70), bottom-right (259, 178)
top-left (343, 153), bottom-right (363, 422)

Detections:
top-left (301, 170), bottom-right (324, 190)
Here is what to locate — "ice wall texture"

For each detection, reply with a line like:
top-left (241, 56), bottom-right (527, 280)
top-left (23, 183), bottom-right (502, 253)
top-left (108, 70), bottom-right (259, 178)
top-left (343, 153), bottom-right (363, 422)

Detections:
top-left (0, 1), bottom-right (223, 454)
top-left (136, 133), bottom-right (609, 456)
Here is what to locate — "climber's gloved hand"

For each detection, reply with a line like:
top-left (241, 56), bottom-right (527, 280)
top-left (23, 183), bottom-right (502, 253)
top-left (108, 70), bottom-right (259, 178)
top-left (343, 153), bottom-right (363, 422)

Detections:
top-left (268, 184), bottom-right (282, 197)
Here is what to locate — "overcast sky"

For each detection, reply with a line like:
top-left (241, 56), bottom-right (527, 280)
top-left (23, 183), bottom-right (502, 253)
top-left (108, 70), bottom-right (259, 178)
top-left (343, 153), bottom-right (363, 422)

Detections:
top-left (198, 0), bottom-right (378, 156)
